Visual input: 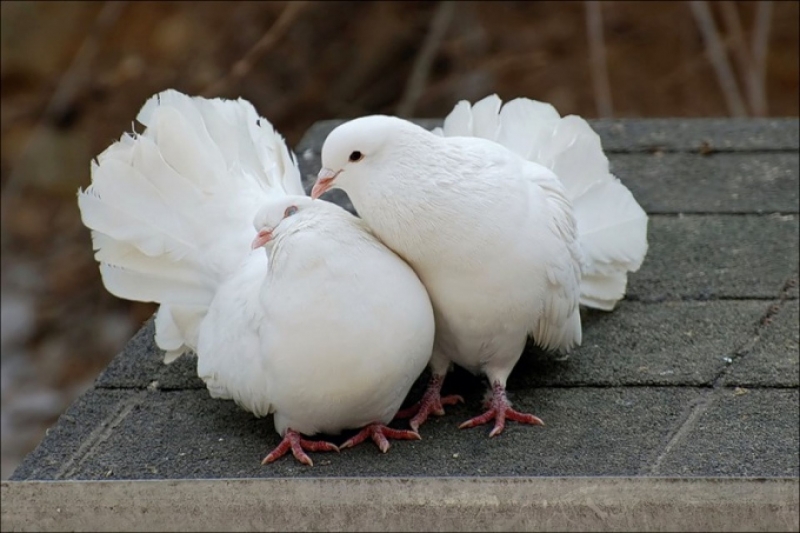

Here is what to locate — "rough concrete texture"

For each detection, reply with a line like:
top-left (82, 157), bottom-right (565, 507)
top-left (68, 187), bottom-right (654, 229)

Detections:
top-left (7, 119), bottom-right (799, 532)
top-left (652, 388), bottom-right (799, 476)
top-left (627, 215), bottom-right (799, 301)
top-left (724, 299), bottom-right (800, 387)
top-left (609, 152), bottom-right (799, 214)
top-left (4, 478), bottom-right (798, 532)
top-left (13, 387), bottom-right (708, 480)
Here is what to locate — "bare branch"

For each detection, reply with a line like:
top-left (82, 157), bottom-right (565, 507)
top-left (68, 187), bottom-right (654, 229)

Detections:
top-left (202, 1), bottom-right (310, 97)
top-left (751, 1), bottom-right (772, 116)
top-left (396, 1), bottom-right (456, 118)
top-left (688, 1), bottom-right (748, 117)
top-left (0, 1), bottom-right (127, 249)
top-left (585, 0), bottom-right (613, 117)
top-left (719, 1), bottom-right (763, 116)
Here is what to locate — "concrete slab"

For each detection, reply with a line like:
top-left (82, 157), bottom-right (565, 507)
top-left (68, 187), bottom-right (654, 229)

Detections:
top-left (653, 388), bottom-right (800, 477)
top-left (724, 300), bottom-right (800, 387)
top-left (515, 300), bottom-right (768, 387)
top-left (627, 214), bottom-right (799, 301)
top-left (3, 477), bottom-right (798, 532)
top-left (610, 152), bottom-right (799, 214)
top-left (588, 118), bottom-right (800, 152)
top-left (93, 319), bottom-right (205, 390)
top-left (11, 387), bottom-right (704, 480)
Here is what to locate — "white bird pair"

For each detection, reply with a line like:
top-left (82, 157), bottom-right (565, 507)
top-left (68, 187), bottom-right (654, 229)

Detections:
top-left (78, 90), bottom-right (648, 466)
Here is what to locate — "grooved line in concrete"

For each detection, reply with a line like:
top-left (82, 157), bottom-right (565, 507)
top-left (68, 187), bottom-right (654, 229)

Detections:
top-left (647, 389), bottom-right (715, 475)
top-left (55, 391), bottom-right (147, 480)
top-left (643, 273), bottom-right (799, 474)
top-left (713, 274), bottom-right (800, 383)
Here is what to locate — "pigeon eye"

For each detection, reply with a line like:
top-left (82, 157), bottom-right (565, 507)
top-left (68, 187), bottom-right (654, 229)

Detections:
top-left (348, 151), bottom-right (364, 162)
top-left (284, 206), bottom-right (298, 217)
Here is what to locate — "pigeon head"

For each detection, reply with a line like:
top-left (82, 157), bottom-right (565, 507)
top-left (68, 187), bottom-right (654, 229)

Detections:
top-left (312, 115), bottom-right (426, 200)
top-left (251, 195), bottom-right (315, 249)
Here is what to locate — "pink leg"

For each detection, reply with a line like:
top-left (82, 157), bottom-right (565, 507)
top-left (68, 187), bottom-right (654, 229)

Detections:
top-left (394, 374), bottom-right (464, 432)
top-left (340, 423), bottom-right (421, 453)
top-left (262, 428), bottom-right (339, 467)
top-left (459, 381), bottom-right (544, 438)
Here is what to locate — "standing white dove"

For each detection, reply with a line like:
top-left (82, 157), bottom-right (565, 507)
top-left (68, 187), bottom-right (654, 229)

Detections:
top-left (312, 95), bottom-right (648, 437)
top-left (78, 89), bottom-right (434, 465)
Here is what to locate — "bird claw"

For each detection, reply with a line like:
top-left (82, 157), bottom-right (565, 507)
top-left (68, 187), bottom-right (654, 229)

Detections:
top-left (262, 429), bottom-right (339, 466)
top-left (340, 423), bottom-right (421, 453)
top-left (408, 394), bottom-right (463, 431)
top-left (458, 382), bottom-right (544, 437)
top-left (394, 374), bottom-right (463, 431)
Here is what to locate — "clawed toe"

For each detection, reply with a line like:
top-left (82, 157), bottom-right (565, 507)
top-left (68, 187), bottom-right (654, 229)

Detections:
top-left (340, 423), bottom-right (421, 453)
top-left (262, 429), bottom-right (339, 466)
top-left (459, 382), bottom-right (544, 437)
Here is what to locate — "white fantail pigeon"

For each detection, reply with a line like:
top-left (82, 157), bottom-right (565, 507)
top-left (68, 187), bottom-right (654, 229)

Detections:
top-left (312, 95), bottom-right (648, 437)
top-left (78, 90), bottom-right (435, 465)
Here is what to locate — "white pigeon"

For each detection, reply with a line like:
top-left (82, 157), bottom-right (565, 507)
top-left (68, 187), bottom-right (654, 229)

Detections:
top-left (77, 89), bottom-right (435, 465)
top-left (312, 94), bottom-right (648, 437)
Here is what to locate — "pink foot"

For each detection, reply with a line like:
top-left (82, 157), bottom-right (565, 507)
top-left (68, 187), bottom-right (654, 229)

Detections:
top-left (340, 423), bottom-right (421, 453)
top-left (262, 428), bottom-right (339, 466)
top-left (394, 374), bottom-right (464, 431)
top-left (458, 382), bottom-right (544, 438)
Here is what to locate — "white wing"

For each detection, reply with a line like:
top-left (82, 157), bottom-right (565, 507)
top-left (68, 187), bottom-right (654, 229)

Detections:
top-left (437, 94), bottom-right (649, 311)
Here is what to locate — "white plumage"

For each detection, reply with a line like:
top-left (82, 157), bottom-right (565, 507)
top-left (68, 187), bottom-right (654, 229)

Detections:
top-left (78, 90), bottom-right (434, 465)
top-left (313, 94), bottom-right (648, 437)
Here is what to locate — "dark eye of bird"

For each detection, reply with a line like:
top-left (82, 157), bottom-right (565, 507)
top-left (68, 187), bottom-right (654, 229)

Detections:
top-left (284, 205), bottom-right (298, 217)
top-left (349, 151), bottom-right (363, 162)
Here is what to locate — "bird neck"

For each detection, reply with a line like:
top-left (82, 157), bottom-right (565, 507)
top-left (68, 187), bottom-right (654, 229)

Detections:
top-left (348, 138), bottom-right (496, 271)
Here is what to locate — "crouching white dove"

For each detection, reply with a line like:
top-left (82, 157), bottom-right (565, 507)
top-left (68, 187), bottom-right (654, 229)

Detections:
top-left (312, 95), bottom-right (648, 437)
top-left (77, 89), bottom-right (434, 465)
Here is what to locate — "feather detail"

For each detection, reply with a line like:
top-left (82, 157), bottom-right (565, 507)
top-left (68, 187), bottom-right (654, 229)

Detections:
top-left (442, 95), bottom-right (649, 311)
top-left (78, 90), bottom-right (303, 359)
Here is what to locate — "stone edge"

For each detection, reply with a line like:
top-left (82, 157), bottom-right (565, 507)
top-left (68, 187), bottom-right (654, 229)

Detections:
top-left (2, 477), bottom-right (798, 532)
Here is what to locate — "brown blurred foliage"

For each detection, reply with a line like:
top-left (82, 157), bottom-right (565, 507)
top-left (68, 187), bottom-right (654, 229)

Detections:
top-left (0, 0), bottom-right (797, 478)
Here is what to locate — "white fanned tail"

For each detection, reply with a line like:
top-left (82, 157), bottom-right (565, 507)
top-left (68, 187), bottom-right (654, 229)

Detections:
top-left (434, 94), bottom-right (649, 311)
top-left (78, 89), bottom-right (303, 361)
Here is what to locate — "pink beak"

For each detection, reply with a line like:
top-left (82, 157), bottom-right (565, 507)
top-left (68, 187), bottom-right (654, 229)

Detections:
top-left (251, 229), bottom-right (273, 249)
top-left (311, 168), bottom-right (339, 200)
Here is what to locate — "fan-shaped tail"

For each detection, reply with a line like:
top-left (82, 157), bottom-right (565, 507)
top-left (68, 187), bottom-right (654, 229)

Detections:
top-left (436, 94), bottom-right (649, 310)
top-left (78, 89), bottom-right (303, 360)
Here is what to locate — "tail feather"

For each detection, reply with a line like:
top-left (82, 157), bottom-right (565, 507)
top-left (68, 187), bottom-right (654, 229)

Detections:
top-left (438, 94), bottom-right (649, 311)
top-left (98, 262), bottom-right (211, 307)
top-left (78, 89), bottom-right (302, 359)
top-left (497, 98), bottom-right (560, 159)
top-left (80, 157), bottom-right (198, 258)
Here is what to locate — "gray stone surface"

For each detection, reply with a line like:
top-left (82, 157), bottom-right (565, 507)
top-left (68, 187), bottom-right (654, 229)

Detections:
top-left (724, 300), bottom-right (800, 387)
top-left (94, 319), bottom-right (204, 390)
top-left (9, 119), bottom-right (800, 501)
top-left (654, 388), bottom-right (800, 477)
top-left (610, 152), bottom-right (799, 214)
top-left (626, 214), bottom-right (799, 301)
top-left (12, 387), bottom-right (703, 480)
top-left (588, 118), bottom-right (800, 152)
top-left (4, 478), bottom-right (798, 532)
top-left (516, 300), bottom-right (768, 387)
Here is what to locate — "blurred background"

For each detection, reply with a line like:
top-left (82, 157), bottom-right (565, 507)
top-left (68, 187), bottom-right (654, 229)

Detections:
top-left (1, 0), bottom-right (798, 479)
